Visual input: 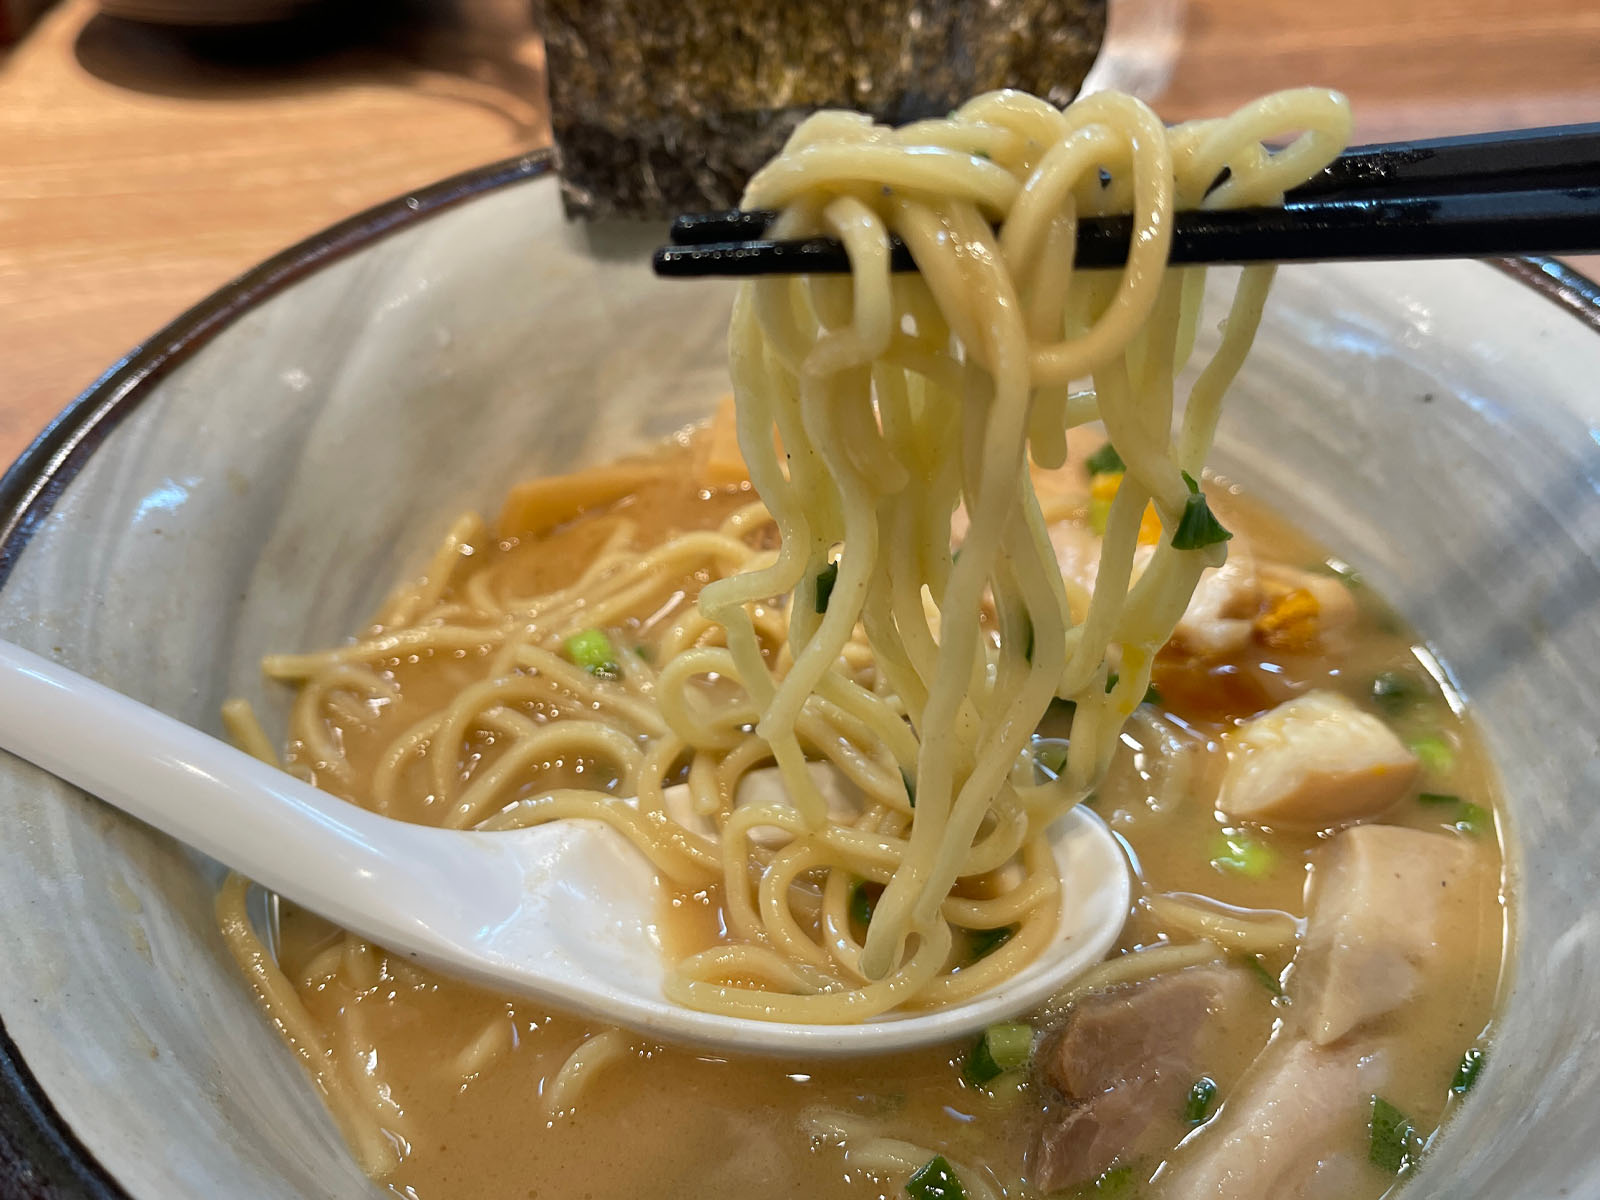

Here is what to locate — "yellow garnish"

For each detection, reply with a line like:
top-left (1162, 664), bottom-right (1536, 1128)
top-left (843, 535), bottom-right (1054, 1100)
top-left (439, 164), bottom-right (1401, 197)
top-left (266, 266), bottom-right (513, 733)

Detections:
top-left (1257, 587), bottom-right (1321, 653)
top-left (1087, 471), bottom-right (1161, 543)
top-left (1090, 472), bottom-right (1123, 503)
top-left (1138, 503), bottom-right (1163, 545)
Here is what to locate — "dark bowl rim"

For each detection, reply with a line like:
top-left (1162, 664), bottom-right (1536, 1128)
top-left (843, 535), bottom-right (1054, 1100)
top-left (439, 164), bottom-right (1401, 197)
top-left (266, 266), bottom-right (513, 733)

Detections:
top-left (0, 145), bottom-right (1595, 1200)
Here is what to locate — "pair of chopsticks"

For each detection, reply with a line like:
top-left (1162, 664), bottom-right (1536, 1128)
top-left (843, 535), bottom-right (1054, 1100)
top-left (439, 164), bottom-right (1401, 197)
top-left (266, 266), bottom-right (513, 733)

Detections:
top-left (652, 123), bottom-right (1600, 276)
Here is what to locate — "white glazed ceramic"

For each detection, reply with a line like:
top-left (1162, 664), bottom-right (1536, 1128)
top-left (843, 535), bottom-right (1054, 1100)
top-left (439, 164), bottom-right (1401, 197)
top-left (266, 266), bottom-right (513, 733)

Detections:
top-left (0, 150), bottom-right (1597, 1199)
top-left (0, 644), bottom-right (1129, 1058)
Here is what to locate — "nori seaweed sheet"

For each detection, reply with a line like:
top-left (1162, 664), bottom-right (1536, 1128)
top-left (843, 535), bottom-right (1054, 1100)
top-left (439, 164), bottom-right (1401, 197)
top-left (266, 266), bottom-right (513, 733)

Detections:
top-left (538, 0), bottom-right (1107, 219)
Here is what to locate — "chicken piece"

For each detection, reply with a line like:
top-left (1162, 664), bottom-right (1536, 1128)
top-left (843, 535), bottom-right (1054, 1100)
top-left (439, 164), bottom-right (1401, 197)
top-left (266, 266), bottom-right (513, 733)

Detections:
top-left (1296, 824), bottom-right (1477, 1045)
top-left (1254, 564), bottom-right (1359, 653)
top-left (1168, 540), bottom-right (1259, 659)
top-left (498, 461), bottom-right (666, 537)
top-left (1033, 964), bottom-right (1249, 1192)
top-left (1217, 691), bottom-right (1418, 830)
top-left (700, 392), bottom-right (749, 485)
top-left (1162, 1039), bottom-right (1389, 1200)
top-left (1046, 522), bottom-right (1261, 658)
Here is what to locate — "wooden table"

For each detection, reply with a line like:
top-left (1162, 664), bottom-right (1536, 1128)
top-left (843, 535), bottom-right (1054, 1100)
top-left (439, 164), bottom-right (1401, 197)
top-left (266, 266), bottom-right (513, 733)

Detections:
top-left (1, 0), bottom-right (1597, 464)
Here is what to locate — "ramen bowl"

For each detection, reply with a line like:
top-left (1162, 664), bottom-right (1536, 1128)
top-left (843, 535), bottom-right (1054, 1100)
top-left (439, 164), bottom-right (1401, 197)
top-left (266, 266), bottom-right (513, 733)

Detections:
top-left (0, 151), bottom-right (1597, 1199)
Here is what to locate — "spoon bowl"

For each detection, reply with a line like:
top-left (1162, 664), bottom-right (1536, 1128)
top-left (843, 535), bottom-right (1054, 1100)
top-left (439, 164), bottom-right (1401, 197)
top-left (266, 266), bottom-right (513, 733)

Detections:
top-left (0, 639), bottom-right (1129, 1056)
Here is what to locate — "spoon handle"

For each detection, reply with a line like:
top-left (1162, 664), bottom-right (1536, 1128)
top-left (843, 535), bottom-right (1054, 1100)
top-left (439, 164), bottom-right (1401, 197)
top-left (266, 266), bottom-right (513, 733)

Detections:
top-left (0, 640), bottom-right (457, 932)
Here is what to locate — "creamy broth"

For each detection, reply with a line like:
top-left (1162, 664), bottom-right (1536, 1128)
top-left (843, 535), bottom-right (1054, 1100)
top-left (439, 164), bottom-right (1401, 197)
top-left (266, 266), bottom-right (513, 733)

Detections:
top-left (259, 437), bottom-right (1506, 1200)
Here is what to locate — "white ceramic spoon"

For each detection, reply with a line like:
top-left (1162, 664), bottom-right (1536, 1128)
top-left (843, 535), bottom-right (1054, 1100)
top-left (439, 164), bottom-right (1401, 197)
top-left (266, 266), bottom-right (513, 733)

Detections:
top-left (0, 640), bottom-right (1130, 1057)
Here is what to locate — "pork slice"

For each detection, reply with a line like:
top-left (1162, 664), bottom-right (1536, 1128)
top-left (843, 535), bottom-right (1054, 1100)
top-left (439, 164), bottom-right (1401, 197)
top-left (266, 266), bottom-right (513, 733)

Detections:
top-left (1032, 964), bottom-right (1248, 1192)
top-left (1160, 1038), bottom-right (1389, 1200)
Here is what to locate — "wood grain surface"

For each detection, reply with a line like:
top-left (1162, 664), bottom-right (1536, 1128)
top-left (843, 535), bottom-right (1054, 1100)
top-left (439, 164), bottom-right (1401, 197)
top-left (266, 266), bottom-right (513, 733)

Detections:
top-left (0, 0), bottom-right (1596, 462)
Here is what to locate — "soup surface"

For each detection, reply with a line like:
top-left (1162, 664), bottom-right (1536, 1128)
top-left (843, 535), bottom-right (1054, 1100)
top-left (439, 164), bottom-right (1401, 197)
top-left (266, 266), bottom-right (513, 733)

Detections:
top-left (237, 432), bottom-right (1507, 1200)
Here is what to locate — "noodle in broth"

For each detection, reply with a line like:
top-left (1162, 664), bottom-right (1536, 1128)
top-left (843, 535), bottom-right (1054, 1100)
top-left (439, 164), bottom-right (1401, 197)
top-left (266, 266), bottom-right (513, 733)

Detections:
top-left (214, 86), bottom-right (1506, 1199)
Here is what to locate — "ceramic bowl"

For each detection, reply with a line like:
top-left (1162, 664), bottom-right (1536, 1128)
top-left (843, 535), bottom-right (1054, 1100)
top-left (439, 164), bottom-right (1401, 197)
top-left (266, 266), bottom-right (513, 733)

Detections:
top-left (0, 150), bottom-right (1598, 1199)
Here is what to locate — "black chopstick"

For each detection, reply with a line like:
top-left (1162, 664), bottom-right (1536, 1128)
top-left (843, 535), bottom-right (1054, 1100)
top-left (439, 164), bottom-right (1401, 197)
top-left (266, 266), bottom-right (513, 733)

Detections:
top-left (654, 187), bottom-right (1600, 275)
top-left (653, 123), bottom-right (1600, 275)
top-left (1300, 122), bottom-right (1600, 197)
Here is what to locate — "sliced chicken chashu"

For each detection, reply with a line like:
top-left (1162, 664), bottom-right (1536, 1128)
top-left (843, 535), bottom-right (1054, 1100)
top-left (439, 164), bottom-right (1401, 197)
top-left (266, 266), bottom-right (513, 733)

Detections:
top-left (1296, 824), bottom-right (1479, 1046)
top-left (1217, 691), bottom-right (1419, 830)
top-left (1161, 1039), bottom-right (1390, 1200)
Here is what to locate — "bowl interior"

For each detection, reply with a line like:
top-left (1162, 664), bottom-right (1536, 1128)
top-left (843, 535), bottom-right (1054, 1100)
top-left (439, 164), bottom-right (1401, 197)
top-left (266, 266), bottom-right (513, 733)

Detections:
top-left (0, 169), bottom-right (1597, 1199)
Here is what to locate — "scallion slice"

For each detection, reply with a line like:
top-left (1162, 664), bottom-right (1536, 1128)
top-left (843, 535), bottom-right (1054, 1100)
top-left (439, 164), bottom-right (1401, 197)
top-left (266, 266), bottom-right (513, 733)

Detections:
top-left (850, 880), bottom-right (876, 929)
top-left (1090, 1164), bottom-right (1136, 1195)
top-left (563, 629), bottom-right (621, 680)
top-left (1370, 670), bottom-right (1415, 715)
top-left (905, 1155), bottom-right (967, 1200)
top-left (1369, 1096), bottom-right (1421, 1173)
top-left (963, 1021), bottom-right (1032, 1085)
top-left (1171, 471), bottom-right (1233, 551)
top-left (815, 560), bottom-right (839, 613)
top-left (1238, 953), bottom-right (1284, 997)
top-left (966, 925), bottom-right (1013, 963)
top-left (1184, 1076), bottom-right (1218, 1123)
top-left (1086, 443), bottom-right (1125, 476)
top-left (1451, 1047), bottom-right (1485, 1095)
top-left (901, 767), bottom-right (917, 808)
top-left (1419, 790), bottom-right (1487, 834)
top-left (1212, 831), bottom-right (1275, 878)
top-left (1409, 733), bottom-right (1455, 774)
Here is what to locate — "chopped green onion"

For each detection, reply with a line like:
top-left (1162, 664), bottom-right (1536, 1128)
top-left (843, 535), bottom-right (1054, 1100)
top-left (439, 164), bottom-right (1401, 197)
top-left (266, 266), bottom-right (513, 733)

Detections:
top-left (1184, 1076), bottom-right (1218, 1124)
top-left (988, 1022), bottom-right (1033, 1070)
top-left (1239, 953), bottom-right (1284, 997)
top-left (1090, 1164), bottom-right (1136, 1196)
top-left (1369, 1096), bottom-right (1421, 1174)
top-left (1022, 613), bottom-right (1035, 664)
top-left (1143, 684), bottom-right (1162, 706)
top-left (901, 768), bottom-right (917, 808)
top-left (1087, 443), bottom-right (1125, 476)
top-left (1171, 472), bottom-right (1233, 551)
top-left (850, 880), bottom-right (877, 929)
top-left (815, 560), bottom-right (839, 613)
top-left (1370, 671), bottom-right (1415, 715)
top-left (563, 629), bottom-right (620, 680)
top-left (905, 1154), bottom-right (967, 1200)
top-left (1420, 792), bottom-right (1488, 834)
top-left (1212, 831), bottom-right (1276, 878)
top-left (963, 1022), bottom-right (1032, 1085)
top-left (1451, 1047), bottom-right (1486, 1095)
top-left (966, 925), bottom-right (1013, 963)
top-left (976, 1068), bottom-right (1030, 1105)
top-left (1409, 734), bottom-right (1455, 775)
